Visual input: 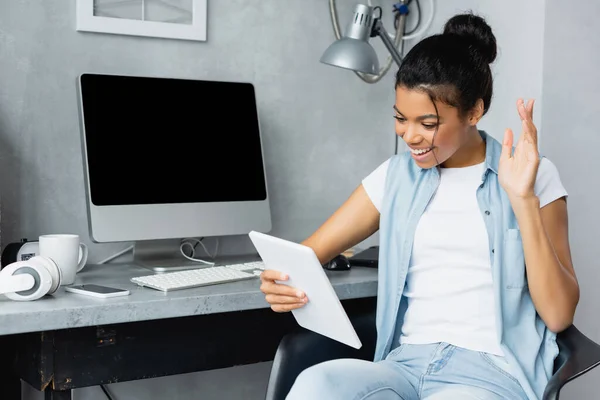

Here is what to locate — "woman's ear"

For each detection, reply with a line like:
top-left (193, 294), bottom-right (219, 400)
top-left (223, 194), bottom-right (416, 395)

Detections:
top-left (468, 99), bottom-right (485, 125)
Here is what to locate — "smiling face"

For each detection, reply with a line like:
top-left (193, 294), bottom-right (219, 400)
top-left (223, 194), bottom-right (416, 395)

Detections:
top-left (394, 85), bottom-right (485, 168)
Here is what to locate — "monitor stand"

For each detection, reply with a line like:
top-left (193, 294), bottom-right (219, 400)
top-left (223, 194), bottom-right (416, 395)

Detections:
top-left (132, 239), bottom-right (260, 273)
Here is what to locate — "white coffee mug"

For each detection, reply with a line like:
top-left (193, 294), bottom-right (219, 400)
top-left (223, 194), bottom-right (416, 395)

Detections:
top-left (39, 234), bottom-right (89, 286)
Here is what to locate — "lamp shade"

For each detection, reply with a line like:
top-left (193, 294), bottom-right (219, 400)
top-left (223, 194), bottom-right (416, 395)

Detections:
top-left (320, 38), bottom-right (380, 75)
top-left (320, 3), bottom-right (380, 75)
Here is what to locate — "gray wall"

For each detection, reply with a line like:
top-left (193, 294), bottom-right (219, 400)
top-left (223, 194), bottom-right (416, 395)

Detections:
top-left (0, 0), bottom-right (571, 399)
top-left (2, 1), bottom-right (395, 399)
top-left (541, 1), bottom-right (600, 398)
top-left (0, 0), bottom-right (396, 261)
top-left (416, 0), bottom-right (546, 145)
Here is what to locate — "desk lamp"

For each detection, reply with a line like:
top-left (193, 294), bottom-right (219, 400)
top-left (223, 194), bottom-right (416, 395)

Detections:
top-left (320, 2), bottom-right (407, 82)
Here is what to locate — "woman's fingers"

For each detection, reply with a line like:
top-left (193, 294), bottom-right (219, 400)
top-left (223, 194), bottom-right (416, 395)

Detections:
top-left (260, 269), bottom-right (288, 282)
top-left (260, 280), bottom-right (305, 298)
top-left (259, 269), bottom-right (307, 313)
top-left (270, 302), bottom-right (307, 313)
top-left (265, 294), bottom-right (308, 305)
top-left (516, 98), bottom-right (534, 121)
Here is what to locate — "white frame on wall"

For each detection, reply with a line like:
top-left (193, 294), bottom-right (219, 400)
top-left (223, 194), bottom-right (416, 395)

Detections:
top-left (76, 0), bottom-right (207, 41)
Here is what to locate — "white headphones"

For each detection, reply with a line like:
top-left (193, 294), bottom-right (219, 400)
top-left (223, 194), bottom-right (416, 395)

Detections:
top-left (0, 256), bottom-right (62, 301)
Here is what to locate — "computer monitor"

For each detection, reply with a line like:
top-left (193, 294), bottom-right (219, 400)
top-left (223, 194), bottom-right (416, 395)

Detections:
top-left (76, 73), bottom-right (272, 271)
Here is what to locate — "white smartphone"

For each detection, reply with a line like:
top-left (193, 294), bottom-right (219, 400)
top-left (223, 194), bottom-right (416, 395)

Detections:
top-left (65, 284), bottom-right (130, 298)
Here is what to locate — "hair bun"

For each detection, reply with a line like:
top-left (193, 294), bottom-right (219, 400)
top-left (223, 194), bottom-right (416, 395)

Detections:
top-left (443, 13), bottom-right (497, 64)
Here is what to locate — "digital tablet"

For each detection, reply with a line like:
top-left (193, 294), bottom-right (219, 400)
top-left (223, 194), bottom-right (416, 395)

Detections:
top-left (248, 231), bottom-right (362, 349)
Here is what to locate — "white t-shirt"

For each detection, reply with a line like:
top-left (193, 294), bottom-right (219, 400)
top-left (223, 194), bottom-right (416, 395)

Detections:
top-left (362, 157), bottom-right (568, 356)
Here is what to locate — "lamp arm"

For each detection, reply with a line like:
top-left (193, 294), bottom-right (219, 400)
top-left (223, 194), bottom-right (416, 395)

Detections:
top-left (372, 19), bottom-right (403, 67)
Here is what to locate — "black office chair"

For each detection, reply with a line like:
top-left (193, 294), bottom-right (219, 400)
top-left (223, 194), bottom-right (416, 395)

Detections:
top-left (264, 310), bottom-right (600, 400)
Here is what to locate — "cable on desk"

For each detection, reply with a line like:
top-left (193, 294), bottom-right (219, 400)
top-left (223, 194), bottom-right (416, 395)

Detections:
top-left (179, 237), bottom-right (220, 265)
top-left (100, 384), bottom-right (115, 400)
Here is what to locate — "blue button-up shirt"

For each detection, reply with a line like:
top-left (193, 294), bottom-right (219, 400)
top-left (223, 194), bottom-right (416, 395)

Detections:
top-left (375, 130), bottom-right (558, 400)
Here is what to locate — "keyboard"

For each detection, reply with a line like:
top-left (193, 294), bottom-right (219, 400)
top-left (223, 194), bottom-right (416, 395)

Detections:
top-left (131, 262), bottom-right (266, 292)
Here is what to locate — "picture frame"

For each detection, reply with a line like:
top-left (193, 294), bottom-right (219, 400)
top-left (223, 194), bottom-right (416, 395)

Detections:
top-left (76, 0), bottom-right (207, 42)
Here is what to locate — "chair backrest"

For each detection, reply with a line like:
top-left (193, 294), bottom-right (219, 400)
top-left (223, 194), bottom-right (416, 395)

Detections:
top-left (553, 324), bottom-right (600, 376)
top-left (553, 329), bottom-right (571, 374)
top-left (265, 307), bottom-right (377, 400)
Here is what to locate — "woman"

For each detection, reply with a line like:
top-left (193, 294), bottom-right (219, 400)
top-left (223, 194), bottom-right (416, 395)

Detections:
top-left (260, 12), bottom-right (579, 400)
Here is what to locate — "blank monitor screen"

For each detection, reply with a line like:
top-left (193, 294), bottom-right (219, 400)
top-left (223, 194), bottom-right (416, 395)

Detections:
top-left (79, 73), bottom-right (267, 206)
top-left (78, 73), bottom-right (271, 243)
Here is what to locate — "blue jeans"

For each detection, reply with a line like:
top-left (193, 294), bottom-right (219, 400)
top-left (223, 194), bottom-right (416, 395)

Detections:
top-left (285, 342), bottom-right (528, 399)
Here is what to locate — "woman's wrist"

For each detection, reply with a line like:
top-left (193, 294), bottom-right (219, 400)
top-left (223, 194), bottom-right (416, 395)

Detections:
top-left (509, 194), bottom-right (540, 219)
